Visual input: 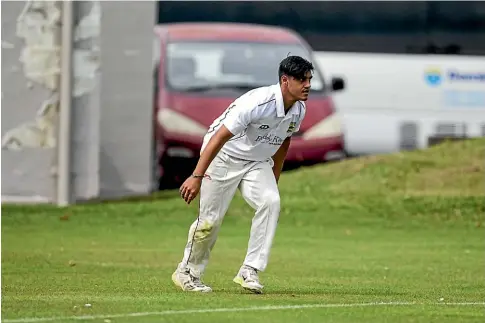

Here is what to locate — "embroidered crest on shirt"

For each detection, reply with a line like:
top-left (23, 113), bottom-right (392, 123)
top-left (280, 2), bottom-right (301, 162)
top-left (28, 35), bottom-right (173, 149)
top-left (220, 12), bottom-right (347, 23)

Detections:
top-left (287, 121), bottom-right (297, 133)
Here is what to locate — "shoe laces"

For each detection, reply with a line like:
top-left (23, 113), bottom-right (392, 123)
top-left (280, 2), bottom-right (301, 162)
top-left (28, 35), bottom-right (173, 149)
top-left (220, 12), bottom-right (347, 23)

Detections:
top-left (184, 268), bottom-right (207, 288)
top-left (191, 276), bottom-right (207, 288)
top-left (244, 266), bottom-right (259, 282)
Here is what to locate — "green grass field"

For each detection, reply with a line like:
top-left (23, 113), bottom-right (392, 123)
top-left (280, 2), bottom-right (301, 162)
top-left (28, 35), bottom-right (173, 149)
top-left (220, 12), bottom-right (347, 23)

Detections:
top-left (2, 138), bottom-right (485, 322)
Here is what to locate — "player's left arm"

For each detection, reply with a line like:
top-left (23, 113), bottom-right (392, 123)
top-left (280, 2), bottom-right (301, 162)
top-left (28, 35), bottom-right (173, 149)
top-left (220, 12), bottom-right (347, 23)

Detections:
top-left (272, 102), bottom-right (306, 183)
top-left (272, 137), bottom-right (291, 184)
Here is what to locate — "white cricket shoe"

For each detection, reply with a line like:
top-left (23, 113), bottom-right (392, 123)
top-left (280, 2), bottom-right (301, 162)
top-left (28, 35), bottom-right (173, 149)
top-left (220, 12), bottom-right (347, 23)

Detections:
top-left (172, 266), bottom-right (212, 292)
top-left (233, 265), bottom-right (263, 294)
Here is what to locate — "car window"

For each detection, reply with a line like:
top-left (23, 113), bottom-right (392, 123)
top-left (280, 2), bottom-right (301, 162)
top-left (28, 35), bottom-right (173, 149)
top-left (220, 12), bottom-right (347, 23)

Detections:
top-left (165, 41), bottom-right (325, 91)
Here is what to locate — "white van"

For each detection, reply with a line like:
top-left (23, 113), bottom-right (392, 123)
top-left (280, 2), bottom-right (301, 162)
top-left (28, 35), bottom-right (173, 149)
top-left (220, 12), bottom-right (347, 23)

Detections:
top-left (315, 52), bottom-right (485, 156)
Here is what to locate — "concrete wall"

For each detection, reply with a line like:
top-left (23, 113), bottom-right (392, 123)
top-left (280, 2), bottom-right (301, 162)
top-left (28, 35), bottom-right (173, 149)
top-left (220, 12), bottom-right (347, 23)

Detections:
top-left (1, 1), bottom-right (59, 203)
top-left (1, 1), bottom-right (156, 203)
top-left (99, 1), bottom-right (157, 198)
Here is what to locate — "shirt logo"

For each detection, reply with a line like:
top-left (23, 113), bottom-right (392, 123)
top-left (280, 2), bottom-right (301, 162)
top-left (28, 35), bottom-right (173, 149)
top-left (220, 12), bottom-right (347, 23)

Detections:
top-left (255, 134), bottom-right (284, 146)
top-left (287, 122), bottom-right (297, 133)
top-left (259, 125), bottom-right (270, 129)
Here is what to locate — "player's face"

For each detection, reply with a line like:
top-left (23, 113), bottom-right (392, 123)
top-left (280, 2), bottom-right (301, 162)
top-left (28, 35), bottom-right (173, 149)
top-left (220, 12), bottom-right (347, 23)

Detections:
top-left (288, 71), bottom-right (312, 101)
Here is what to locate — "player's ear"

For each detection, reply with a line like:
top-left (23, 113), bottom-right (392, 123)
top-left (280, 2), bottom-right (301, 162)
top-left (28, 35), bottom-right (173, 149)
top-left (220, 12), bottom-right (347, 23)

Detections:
top-left (281, 75), bottom-right (289, 86)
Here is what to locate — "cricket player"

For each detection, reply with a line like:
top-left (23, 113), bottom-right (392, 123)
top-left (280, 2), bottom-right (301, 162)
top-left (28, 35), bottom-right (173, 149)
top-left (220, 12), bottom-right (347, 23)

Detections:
top-left (172, 55), bottom-right (313, 293)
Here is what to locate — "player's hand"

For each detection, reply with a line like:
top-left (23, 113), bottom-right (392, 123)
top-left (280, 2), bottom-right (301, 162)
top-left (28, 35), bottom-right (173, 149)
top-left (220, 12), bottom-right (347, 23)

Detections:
top-left (179, 176), bottom-right (202, 204)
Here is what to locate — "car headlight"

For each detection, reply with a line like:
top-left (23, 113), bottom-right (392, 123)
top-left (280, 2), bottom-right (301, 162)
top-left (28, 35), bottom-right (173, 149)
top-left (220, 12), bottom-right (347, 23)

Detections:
top-left (303, 113), bottom-right (343, 140)
top-left (157, 108), bottom-right (207, 136)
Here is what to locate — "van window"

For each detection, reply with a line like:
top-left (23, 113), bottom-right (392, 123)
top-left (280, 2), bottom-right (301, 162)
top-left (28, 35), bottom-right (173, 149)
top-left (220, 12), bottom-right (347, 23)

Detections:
top-left (426, 2), bottom-right (485, 55)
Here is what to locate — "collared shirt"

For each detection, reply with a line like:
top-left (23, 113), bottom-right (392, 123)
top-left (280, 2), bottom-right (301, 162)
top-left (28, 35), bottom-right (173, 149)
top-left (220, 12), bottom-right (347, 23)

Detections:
top-left (201, 83), bottom-right (306, 161)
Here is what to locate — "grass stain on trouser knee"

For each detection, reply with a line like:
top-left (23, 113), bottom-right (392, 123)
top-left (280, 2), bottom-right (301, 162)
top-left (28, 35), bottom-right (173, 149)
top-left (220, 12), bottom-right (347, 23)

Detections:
top-left (194, 221), bottom-right (213, 242)
top-left (183, 220), bottom-right (219, 274)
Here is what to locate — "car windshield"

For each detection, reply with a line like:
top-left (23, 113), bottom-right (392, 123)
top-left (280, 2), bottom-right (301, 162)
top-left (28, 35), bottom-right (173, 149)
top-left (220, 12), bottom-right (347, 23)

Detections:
top-left (165, 41), bottom-right (325, 92)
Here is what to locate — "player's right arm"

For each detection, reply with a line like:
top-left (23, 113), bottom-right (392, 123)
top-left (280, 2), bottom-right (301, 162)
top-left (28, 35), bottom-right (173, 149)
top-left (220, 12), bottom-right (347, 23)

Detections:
top-left (179, 125), bottom-right (233, 204)
top-left (192, 125), bottom-right (234, 179)
top-left (180, 99), bottom-right (259, 204)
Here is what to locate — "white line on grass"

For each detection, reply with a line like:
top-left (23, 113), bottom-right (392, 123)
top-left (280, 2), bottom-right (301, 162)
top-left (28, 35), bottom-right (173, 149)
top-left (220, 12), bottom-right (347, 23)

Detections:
top-left (3, 301), bottom-right (484, 323)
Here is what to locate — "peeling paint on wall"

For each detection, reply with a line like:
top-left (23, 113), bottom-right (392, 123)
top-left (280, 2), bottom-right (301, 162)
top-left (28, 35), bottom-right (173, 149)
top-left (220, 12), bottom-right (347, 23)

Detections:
top-left (16, 0), bottom-right (62, 91)
top-left (74, 1), bottom-right (100, 42)
top-left (2, 0), bottom-right (156, 202)
top-left (1, 94), bottom-right (59, 150)
top-left (1, 0), bottom-right (101, 151)
top-left (73, 1), bottom-right (101, 97)
top-left (2, 41), bottom-right (15, 49)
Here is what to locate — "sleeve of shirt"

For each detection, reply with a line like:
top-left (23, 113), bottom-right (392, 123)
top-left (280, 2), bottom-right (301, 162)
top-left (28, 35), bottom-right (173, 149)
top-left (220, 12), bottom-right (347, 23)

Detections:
top-left (222, 99), bottom-right (261, 135)
top-left (288, 102), bottom-right (306, 137)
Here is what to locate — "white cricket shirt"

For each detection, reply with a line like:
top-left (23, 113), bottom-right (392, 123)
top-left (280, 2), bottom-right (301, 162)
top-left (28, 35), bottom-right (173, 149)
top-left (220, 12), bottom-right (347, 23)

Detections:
top-left (201, 83), bottom-right (306, 161)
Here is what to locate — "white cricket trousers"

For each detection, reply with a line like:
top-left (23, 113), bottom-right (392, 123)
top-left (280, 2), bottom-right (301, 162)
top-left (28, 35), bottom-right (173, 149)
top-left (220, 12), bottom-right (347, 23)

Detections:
top-left (179, 151), bottom-right (280, 276)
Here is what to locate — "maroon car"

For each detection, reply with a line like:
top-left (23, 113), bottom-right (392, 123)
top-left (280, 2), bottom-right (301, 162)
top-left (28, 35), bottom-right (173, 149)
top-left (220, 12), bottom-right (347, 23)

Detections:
top-left (153, 22), bottom-right (346, 188)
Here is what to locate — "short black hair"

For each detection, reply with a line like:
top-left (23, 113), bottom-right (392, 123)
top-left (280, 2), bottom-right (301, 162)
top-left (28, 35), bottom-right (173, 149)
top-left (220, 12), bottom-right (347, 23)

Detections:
top-left (278, 55), bottom-right (314, 83)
